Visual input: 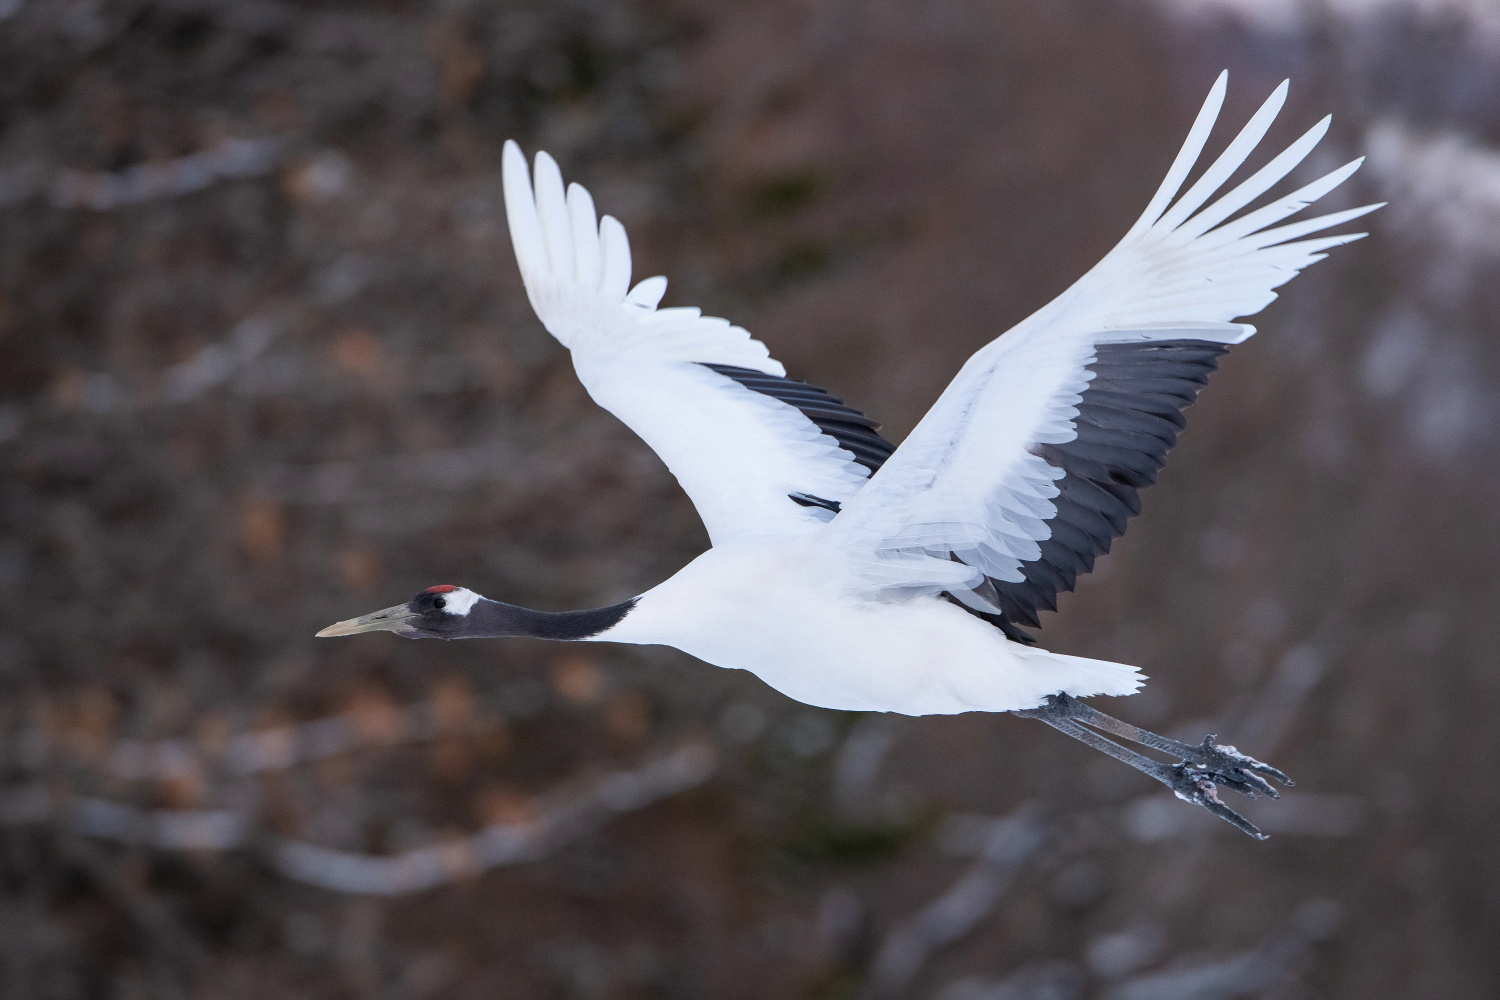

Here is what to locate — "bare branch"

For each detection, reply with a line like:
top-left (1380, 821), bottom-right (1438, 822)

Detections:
top-left (1103, 899), bottom-right (1340, 1000)
top-left (48, 138), bottom-right (283, 211)
top-left (270, 743), bottom-right (715, 895)
top-left (1, 744), bottom-right (715, 895)
top-left (90, 695), bottom-right (494, 782)
top-left (867, 806), bottom-right (1046, 998)
top-left (936, 961), bottom-right (1085, 1000)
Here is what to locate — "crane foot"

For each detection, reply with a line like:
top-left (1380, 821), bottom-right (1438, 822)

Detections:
top-left (1015, 693), bottom-right (1293, 839)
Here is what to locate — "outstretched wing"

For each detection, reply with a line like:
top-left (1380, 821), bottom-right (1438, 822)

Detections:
top-left (502, 142), bottom-right (894, 545)
top-left (819, 73), bottom-right (1380, 640)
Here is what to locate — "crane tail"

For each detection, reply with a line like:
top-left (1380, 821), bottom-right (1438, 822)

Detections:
top-left (1016, 649), bottom-right (1147, 704)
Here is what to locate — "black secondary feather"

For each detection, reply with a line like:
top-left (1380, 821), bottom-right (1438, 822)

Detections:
top-left (702, 363), bottom-right (897, 473)
top-left (789, 492), bottom-right (843, 513)
top-left (985, 339), bottom-right (1230, 634)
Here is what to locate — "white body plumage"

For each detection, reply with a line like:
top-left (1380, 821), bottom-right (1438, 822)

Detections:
top-left (603, 537), bottom-right (1142, 714)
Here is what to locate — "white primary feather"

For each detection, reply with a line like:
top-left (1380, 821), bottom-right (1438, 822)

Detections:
top-left (502, 142), bottom-right (872, 545)
top-left (817, 72), bottom-right (1381, 608)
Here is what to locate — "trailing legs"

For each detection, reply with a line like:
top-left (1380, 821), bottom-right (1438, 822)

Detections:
top-left (1014, 693), bottom-right (1292, 839)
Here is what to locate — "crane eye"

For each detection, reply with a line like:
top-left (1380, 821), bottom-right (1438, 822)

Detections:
top-left (433, 597), bottom-right (447, 610)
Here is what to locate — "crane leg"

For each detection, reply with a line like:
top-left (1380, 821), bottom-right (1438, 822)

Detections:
top-left (1014, 693), bottom-right (1291, 839)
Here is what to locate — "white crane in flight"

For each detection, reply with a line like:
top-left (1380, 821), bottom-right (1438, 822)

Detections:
top-left (320, 73), bottom-right (1379, 837)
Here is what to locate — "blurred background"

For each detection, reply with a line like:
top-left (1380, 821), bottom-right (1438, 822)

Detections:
top-left (2, 0), bottom-right (1498, 997)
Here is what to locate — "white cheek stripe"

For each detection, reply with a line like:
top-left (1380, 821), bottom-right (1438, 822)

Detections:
top-left (444, 588), bottom-right (481, 615)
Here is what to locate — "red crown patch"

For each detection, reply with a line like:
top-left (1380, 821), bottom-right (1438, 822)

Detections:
top-left (424, 585), bottom-right (459, 593)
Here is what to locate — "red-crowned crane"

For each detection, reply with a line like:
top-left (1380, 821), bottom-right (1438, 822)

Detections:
top-left (319, 73), bottom-right (1380, 837)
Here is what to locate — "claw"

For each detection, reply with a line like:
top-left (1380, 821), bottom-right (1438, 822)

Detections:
top-left (1207, 738), bottom-right (1293, 786)
top-left (1167, 765), bottom-right (1268, 840)
top-left (1158, 735), bottom-right (1295, 839)
top-left (1211, 770), bottom-right (1277, 799)
top-left (1178, 736), bottom-right (1292, 800)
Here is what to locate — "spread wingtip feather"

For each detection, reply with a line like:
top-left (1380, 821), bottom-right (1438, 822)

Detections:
top-left (502, 141), bottom-right (548, 280)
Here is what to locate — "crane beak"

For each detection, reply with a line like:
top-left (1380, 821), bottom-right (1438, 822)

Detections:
top-left (316, 603), bottom-right (415, 637)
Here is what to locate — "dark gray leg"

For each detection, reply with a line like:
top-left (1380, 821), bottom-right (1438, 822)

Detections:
top-left (1014, 693), bottom-right (1292, 840)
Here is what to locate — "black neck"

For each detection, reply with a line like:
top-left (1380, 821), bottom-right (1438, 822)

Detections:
top-left (453, 597), bottom-right (636, 640)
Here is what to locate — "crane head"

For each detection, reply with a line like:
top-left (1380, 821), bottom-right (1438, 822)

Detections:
top-left (315, 585), bottom-right (481, 639)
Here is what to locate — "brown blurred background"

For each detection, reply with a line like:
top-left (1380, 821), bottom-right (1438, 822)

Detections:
top-left (2, 1), bottom-right (1498, 997)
